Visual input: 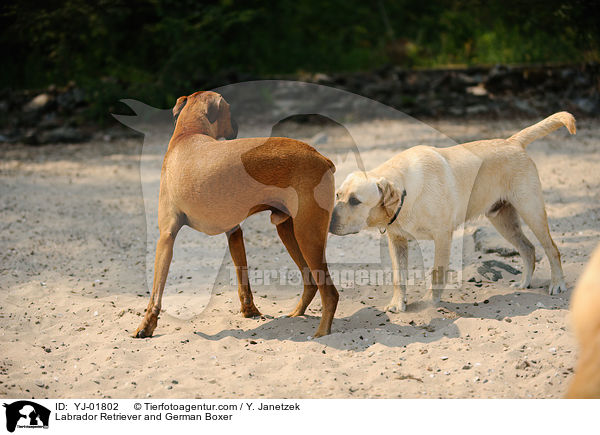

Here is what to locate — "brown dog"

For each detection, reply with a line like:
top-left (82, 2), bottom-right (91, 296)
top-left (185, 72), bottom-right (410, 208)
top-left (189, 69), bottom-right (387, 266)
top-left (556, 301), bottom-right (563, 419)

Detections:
top-left (566, 243), bottom-right (600, 398)
top-left (133, 91), bottom-right (339, 338)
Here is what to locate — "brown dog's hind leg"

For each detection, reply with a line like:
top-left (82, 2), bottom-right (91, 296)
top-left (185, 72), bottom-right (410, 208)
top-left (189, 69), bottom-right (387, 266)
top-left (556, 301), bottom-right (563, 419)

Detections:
top-left (293, 208), bottom-right (339, 338)
top-left (134, 217), bottom-right (182, 338)
top-left (227, 225), bottom-right (261, 317)
top-left (276, 218), bottom-right (319, 317)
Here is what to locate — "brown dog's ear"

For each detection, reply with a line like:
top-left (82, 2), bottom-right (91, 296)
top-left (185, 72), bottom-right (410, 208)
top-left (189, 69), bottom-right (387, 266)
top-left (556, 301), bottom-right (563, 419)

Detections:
top-left (206, 96), bottom-right (222, 123)
top-left (376, 178), bottom-right (400, 217)
top-left (173, 96), bottom-right (188, 124)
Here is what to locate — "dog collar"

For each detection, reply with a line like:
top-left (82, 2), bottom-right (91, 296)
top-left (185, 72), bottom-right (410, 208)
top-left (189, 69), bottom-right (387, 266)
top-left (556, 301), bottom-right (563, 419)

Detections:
top-left (387, 189), bottom-right (407, 226)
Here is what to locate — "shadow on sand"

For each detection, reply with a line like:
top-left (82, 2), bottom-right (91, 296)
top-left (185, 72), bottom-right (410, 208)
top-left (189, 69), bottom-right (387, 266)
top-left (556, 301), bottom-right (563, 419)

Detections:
top-left (194, 288), bottom-right (566, 352)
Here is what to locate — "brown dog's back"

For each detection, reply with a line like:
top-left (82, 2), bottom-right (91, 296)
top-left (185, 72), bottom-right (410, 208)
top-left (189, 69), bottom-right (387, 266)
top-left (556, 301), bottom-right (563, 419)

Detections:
top-left (164, 136), bottom-right (334, 235)
top-left (240, 137), bottom-right (335, 187)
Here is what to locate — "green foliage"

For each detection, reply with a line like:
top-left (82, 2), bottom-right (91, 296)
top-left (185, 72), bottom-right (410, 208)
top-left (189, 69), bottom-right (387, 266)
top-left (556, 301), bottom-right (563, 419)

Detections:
top-left (1, 0), bottom-right (598, 121)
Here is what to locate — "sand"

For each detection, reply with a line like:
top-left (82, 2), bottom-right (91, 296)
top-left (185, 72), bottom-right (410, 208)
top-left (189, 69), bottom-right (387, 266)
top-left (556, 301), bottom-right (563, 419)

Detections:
top-left (1, 117), bottom-right (598, 398)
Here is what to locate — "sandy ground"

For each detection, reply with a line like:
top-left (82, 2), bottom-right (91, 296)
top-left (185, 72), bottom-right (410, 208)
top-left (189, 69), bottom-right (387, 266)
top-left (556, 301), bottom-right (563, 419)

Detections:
top-left (1, 116), bottom-right (598, 399)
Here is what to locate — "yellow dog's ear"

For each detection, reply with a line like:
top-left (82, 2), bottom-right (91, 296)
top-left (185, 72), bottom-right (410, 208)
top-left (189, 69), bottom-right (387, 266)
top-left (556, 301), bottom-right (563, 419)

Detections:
top-left (172, 96), bottom-right (188, 124)
top-left (376, 177), bottom-right (400, 217)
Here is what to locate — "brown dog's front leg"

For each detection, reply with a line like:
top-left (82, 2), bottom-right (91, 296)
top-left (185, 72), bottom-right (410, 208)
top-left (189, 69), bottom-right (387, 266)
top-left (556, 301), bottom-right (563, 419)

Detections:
top-left (227, 226), bottom-right (261, 317)
top-left (134, 222), bottom-right (180, 338)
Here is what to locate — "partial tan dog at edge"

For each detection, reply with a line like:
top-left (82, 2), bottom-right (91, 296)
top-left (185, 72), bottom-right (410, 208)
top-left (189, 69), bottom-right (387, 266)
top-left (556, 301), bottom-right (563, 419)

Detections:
top-left (329, 112), bottom-right (575, 311)
top-left (566, 243), bottom-right (600, 398)
top-left (134, 91), bottom-right (339, 338)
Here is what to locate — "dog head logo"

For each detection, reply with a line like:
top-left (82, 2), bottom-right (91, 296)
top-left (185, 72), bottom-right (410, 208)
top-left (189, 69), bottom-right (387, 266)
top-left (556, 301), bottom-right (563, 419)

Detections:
top-left (3, 401), bottom-right (50, 432)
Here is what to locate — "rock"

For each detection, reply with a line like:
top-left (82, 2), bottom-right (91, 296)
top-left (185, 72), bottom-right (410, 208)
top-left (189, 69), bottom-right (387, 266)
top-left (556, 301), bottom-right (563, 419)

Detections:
top-left (465, 104), bottom-right (489, 115)
top-left (95, 125), bottom-right (141, 142)
top-left (473, 227), bottom-right (518, 257)
top-left (3, 64), bottom-right (598, 146)
top-left (477, 260), bottom-right (521, 281)
top-left (431, 71), bottom-right (477, 92)
top-left (514, 99), bottom-right (536, 115)
top-left (516, 360), bottom-right (530, 370)
top-left (466, 84), bottom-right (487, 96)
top-left (448, 106), bottom-right (464, 116)
top-left (56, 87), bottom-right (85, 110)
top-left (37, 127), bottom-right (91, 144)
top-left (312, 73), bottom-right (332, 83)
top-left (485, 65), bottom-right (523, 94)
top-left (39, 112), bottom-right (62, 129)
top-left (23, 93), bottom-right (52, 112)
top-left (574, 97), bottom-right (600, 115)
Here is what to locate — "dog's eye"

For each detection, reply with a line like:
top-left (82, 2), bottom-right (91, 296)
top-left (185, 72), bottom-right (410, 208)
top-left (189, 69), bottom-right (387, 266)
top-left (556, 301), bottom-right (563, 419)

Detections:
top-left (336, 193), bottom-right (340, 200)
top-left (348, 196), bottom-right (361, 206)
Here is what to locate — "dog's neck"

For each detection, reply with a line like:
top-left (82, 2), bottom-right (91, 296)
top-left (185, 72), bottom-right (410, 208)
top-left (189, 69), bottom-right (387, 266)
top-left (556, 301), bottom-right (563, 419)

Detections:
top-left (387, 189), bottom-right (407, 225)
top-left (171, 112), bottom-right (217, 143)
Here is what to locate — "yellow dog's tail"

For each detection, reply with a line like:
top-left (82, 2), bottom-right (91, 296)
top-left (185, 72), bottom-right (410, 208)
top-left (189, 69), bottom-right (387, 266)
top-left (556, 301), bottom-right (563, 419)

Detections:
top-left (508, 111), bottom-right (576, 148)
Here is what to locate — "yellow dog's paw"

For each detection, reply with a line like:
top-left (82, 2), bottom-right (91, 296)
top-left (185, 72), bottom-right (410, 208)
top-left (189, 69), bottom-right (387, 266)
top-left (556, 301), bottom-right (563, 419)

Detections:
top-left (511, 279), bottom-right (531, 289)
top-left (548, 279), bottom-right (567, 295)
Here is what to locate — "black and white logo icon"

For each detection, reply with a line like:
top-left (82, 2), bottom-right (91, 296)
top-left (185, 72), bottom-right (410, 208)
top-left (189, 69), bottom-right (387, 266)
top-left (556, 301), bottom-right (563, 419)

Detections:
top-left (3, 401), bottom-right (50, 433)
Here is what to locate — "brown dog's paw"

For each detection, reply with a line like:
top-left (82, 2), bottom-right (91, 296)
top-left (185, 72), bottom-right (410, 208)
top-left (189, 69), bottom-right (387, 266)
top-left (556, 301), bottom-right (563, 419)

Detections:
top-left (241, 305), bottom-right (261, 318)
top-left (286, 308), bottom-right (306, 318)
top-left (133, 325), bottom-right (154, 338)
top-left (133, 316), bottom-right (157, 338)
top-left (133, 328), bottom-right (149, 339)
top-left (286, 302), bottom-right (307, 318)
top-left (312, 329), bottom-right (330, 338)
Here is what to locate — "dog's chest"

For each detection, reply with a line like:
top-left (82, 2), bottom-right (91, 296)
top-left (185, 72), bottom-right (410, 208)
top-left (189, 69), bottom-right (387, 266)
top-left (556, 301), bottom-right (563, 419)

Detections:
top-left (392, 221), bottom-right (434, 240)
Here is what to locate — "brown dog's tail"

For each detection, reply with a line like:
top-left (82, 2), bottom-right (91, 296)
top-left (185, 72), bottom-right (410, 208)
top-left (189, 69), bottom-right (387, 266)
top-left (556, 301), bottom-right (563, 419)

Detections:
top-left (508, 111), bottom-right (576, 148)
